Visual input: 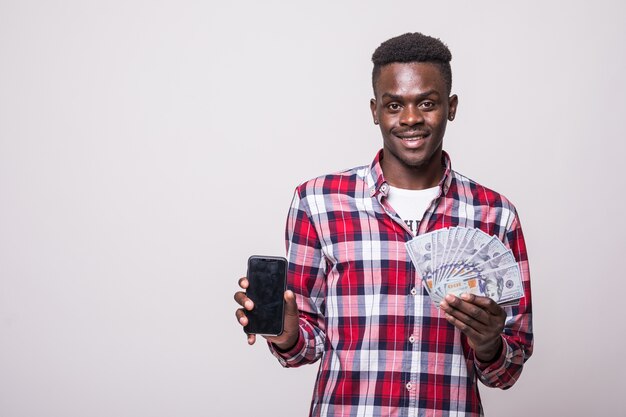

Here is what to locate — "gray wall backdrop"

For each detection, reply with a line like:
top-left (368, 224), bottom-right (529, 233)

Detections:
top-left (1, 1), bottom-right (624, 416)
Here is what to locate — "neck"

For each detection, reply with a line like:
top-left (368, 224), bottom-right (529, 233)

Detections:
top-left (381, 150), bottom-right (444, 190)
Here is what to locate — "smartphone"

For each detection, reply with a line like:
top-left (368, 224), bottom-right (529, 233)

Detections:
top-left (243, 255), bottom-right (287, 336)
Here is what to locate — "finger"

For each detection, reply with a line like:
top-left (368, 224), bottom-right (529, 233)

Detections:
top-left (441, 305), bottom-right (488, 333)
top-left (284, 290), bottom-right (298, 315)
top-left (445, 312), bottom-right (503, 361)
top-left (443, 312), bottom-right (482, 339)
top-left (460, 293), bottom-right (503, 316)
top-left (441, 294), bottom-right (490, 326)
top-left (247, 333), bottom-right (256, 345)
top-left (234, 291), bottom-right (254, 310)
top-left (238, 277), bottom-right (249, 289)
top-left (235, 308), bottom-right (248, 326)
top-left (265, 290), bottom-right (301, 351)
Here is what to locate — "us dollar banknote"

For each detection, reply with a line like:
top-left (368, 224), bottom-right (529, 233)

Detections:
top-left (405, 227), bottom-right (525, 306)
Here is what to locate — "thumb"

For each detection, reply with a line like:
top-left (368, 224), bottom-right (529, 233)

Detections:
top-left (266, 289), bottom-right (300, 349)
top-left (284, 290), bottom-right (298, 315)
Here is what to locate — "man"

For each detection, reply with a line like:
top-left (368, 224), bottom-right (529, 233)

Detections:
top-left (235, 32), bottom-right (533, 416)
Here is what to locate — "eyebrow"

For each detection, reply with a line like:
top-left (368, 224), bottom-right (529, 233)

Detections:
top-left (381, 90), bottom-right (441, 100)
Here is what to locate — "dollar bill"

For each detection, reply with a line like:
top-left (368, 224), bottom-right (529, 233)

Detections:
top-left (457, 248), bottom-right (517, 278)
top-left (405, 227), bottom-right (524, 306)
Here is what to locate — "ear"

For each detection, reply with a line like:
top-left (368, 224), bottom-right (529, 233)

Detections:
top-left (370, 98), bottom-right (379, 125)
top-left (448, 94), bottom-right (459, 121)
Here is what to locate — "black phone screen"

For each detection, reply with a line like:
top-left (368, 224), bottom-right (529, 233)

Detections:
top-left (244, 256), bottom-right (287, 336)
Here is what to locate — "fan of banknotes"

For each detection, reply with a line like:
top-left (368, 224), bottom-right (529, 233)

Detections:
top-left (405, 227), bottom-right (524, 306)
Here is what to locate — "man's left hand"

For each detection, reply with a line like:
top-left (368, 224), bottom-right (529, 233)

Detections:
top-left (440, 293), bottom-right (506, 363)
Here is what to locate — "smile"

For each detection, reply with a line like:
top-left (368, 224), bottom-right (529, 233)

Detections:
top-left (396, 133), bottom-right (429, 141)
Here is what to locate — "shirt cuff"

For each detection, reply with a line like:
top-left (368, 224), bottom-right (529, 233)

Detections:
top-left (268, 330), bottom-right (305, 366)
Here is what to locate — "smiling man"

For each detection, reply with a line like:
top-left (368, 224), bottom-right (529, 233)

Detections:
top-left (235, 32), bottom-right (533, 417)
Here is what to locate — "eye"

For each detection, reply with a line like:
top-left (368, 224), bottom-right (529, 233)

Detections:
top-left (387, 103), bottom-right (401, 112)
top-left (419, 101), bottom-right (435, 110)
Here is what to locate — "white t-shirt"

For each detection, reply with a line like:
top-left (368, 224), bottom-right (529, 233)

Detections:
top-left (386, 185), bottom-right (440, 235)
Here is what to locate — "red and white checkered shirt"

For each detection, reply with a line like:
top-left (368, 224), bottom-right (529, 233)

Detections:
top-left (270, 150), bottom-right (533, 417)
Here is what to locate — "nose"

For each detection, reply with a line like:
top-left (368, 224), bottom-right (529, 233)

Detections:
top-left (400, 105), bottom-right (424, 126)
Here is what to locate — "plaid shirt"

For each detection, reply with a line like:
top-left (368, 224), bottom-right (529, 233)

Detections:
top-left (270, 150), bottom-right (533, 417)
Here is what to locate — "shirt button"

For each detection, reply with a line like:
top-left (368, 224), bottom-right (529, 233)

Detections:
top-left (409, 336), bottom-right (416, 343)
top-left (406, 382), bottom-right (413, 390)
top-left (410, 287), bottom-right (417, 296)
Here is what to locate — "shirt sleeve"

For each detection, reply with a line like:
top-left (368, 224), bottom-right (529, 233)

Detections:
top-left (268, 186), bottom-right (328, 368)
top-left (474, 209), bottom-right (534, 389)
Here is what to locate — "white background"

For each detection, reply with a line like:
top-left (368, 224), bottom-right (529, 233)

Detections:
top-left (1, 1), bottom-right (625, 416)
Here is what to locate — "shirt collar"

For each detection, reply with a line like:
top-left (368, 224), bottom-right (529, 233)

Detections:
top-left (367, 149), bottom-right (453, 198)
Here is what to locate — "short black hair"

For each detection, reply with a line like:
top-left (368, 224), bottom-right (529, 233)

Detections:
top-left (371, 32), bottom-right (452, 95)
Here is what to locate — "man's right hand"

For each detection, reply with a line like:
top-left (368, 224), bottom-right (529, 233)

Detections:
top-left (234, 277), bottom-right (300, 350)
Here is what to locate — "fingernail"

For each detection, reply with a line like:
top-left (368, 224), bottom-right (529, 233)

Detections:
top-left (445, 294), bottom-right (455, 302)
top-left (245, 300), bottom-right (253, 309)
top-left (239, 317), bottom-right (245, 325)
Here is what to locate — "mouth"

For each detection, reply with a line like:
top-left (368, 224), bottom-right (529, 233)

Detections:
top-left (394, 131), bottom-right (430, 142)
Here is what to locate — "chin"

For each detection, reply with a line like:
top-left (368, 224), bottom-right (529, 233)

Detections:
top-left (400, 159), bottom-right (428, 169)
top-left (399, 153), bottom-right (433, 169)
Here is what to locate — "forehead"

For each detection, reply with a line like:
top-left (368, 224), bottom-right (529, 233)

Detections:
top-left (375, 62), bottom-right (447, 98)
